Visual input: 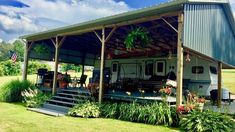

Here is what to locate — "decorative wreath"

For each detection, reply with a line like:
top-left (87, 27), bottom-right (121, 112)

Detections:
top-left (124, 27), bottom-right (152, 51)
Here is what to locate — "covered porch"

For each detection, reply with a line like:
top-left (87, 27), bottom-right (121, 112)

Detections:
top-left (20, 1), bottom-right (235, 108)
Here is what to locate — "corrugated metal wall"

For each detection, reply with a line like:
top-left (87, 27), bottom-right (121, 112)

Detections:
top-left (183, 4), bottom-right (235, 67)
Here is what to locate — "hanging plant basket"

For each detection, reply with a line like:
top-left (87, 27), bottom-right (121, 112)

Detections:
top-left (33, 43), bottom-right (50, 55)
top-left (124, 27), bottom-right (152, 51)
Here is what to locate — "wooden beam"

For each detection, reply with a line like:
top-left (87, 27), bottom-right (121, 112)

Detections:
top-left (99, 27), bottom-right (105, 103)
top-left (51, 38), bottom-right (56, 47)
top-left (176, 13), bottom-right (184, 107)
top-left (217, 62), bottom-right (222, 108)
top-left (161, 18), bottom-right (178, 33)
top-left (147, 44), bottom-right (161, 50)
top-left (27, 42), bottom-right (34, 52)
top-left (105, 27), bottom-right (117, 42)
top-left (22, 41), bottom-right (33, 80)
top-left (58, 36), bottom-right (66, 48)
top-left (94, 31), bottom-right (102, 42)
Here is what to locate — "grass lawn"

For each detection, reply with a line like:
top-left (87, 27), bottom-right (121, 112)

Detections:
top-left (0, 75), bottom-right (37, 86)
top-left (0, 103), bottom-right (178, 132)
top-left (222, 69), bottom-right (235, 94)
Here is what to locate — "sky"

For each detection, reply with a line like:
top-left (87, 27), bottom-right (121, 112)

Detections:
top-left (0, 0), bottom-right (234, 42)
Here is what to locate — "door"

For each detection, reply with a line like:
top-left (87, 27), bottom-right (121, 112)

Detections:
top-left (111, 62), bottom-right (118, 83)
top-left (155, 61), bottom-right (166, 76)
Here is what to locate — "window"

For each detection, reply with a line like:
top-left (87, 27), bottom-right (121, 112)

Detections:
top-left (155, 61), bottom-right (166, 76)
top-left (145, 61), bottom-right (153, 75)
top-left (192, 66), bottom-right (204, 74)
top-left (210, 66), bottom-right (217, 74)
top-left (112, 63), bottom-right (117, 72)
top-left (157, 62), bottom-right (164, 72)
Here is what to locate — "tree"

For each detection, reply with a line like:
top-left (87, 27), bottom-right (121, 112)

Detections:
top-left (12, 40), bottom-right (24, 61)
top-left (60, 63), bottom-right (81, 73)
top-left (0, 41), bottom-right (13, 61)
top-left (0, 40), bottom-right (25, 62)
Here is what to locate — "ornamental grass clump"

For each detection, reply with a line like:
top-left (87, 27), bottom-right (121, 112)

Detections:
top-left (100, 102), bottom-right (119, 119)
top-left (100, 101), bottom-right (174, 126)
top-left (0, 80), bottom-right (35, 102)
top-left (21, 88), bottom-right (51, 108)
top-left (180, 110), bottom-right (235, 132)
top-left (68, 101), bottom-right (100, 118)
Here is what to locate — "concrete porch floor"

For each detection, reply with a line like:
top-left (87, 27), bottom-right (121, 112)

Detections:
top-left (204, 101), bottom-right (235, 114)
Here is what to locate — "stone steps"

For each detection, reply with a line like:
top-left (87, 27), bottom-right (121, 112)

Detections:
top-left (27, 88), bottom-right (92, 117)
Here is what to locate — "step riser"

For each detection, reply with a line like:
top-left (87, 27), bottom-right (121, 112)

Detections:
top-left (57, 93), bottom-right (91, 99)
top-left (27, 108), bottom-right (66, 117)
top-left (43, 103), bottom-right (70, 113)
top-left (60, 90), bottom-right (91, 96)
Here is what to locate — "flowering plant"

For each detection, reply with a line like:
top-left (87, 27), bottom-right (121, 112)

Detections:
top-left (197, 97), bottom-right (206, 103)
top-left (57, 74), bottom-right (71, 83)
top-left (177, 104), bottom-right (195, 114)
top-left (159, 86), bottom-right (171, 97)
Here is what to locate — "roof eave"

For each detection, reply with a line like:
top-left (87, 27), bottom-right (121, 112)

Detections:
top-left (20, 0), bottom-right (186, 41)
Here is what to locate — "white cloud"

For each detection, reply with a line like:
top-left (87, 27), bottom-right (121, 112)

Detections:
top-left (0, 0), bottom-right (131, 41)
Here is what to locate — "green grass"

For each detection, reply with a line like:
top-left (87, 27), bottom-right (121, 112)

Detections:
top-left (222, 69), bottom-right (235, 94)
top-left (0, 75), bottom-right (36, 86)
top-left (0, 103), bottom-right (178, 132)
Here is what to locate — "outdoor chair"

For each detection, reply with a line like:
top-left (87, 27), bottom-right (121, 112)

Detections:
top-left (210, 89), bottom-right (217, 105)
top-left (77, 74), bottom-right (87, 88)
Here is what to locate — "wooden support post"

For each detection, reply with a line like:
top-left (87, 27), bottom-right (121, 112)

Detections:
top-left (23, 42), bottom-right (29, 80)
top-left (176, 13), bottom-right (184, 107)
top-left (94, 27), bottom-right (117, 103)
top-left (217, 62), bottom-right (222, 108)
top-left (81, 53), bottom-right (86, 76)
top-left (52, 37), bottom-right (59, 95)
top-left (51, 36), bottom-right (66, 95)
top-left (99, 28), bottom-right (105, 103)
top-left (23, 41), bottom-right (33, 80)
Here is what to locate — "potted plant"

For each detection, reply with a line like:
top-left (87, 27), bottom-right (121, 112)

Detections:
top-left (33, 43), bottom-right (51, 56)
top-left (124, 27), bottom-right (152, 51)
top-left (57, 74), bottom-right (71, 88)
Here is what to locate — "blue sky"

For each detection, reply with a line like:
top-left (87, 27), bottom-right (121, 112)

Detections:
top-left (0, 0), bottom-right (234, 42)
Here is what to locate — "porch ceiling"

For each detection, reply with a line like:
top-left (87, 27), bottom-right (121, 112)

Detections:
top-left (28, 16), bottom-right (178, 65)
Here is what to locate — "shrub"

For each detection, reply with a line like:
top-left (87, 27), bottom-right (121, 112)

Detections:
top-left (0, 80), bottom-right (36, 102)
top-left (68, 101), bottom-right (100, 118)
top-left (180, 110), bottom-right (235, 132)
top-left (0, 66), bottom-right (4, 76)
top-left (27, 61), bottom-right (51, 75)
top-left (0, 60), bottom-right (21, 76)
top-left (21, 88), bottom-right (51, 108)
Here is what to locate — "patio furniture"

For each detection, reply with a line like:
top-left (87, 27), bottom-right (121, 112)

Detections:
top-left (76, 75), bottom-right (87, 88)
top-left (36, 68), bottom-right (48, 87)
top-left (210, 89), bottom-right (218, 105)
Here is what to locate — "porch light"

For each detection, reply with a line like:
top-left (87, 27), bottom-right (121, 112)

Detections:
top-left (186, 50), bottom-right (191, 62)
top-left (168, 50), bottom-right (172, 60)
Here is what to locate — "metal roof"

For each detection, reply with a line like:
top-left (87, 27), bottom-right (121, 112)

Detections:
top-left (20, 0), bottom-right (234, 41)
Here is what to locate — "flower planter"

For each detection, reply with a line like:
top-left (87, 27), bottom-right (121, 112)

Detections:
top-left (197, 103), bottom-right (204, 112)
top-left (59, 81), bottom-right (68, 88)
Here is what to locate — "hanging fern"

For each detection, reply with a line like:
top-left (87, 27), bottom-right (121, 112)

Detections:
top-left (33, 43), bottom-right (50, 55)
top-left (124, 27), bottom-right (152, 51)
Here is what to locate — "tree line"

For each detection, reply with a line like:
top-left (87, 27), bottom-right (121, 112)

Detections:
top-left (0, 40), bottom-right (81, 76)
